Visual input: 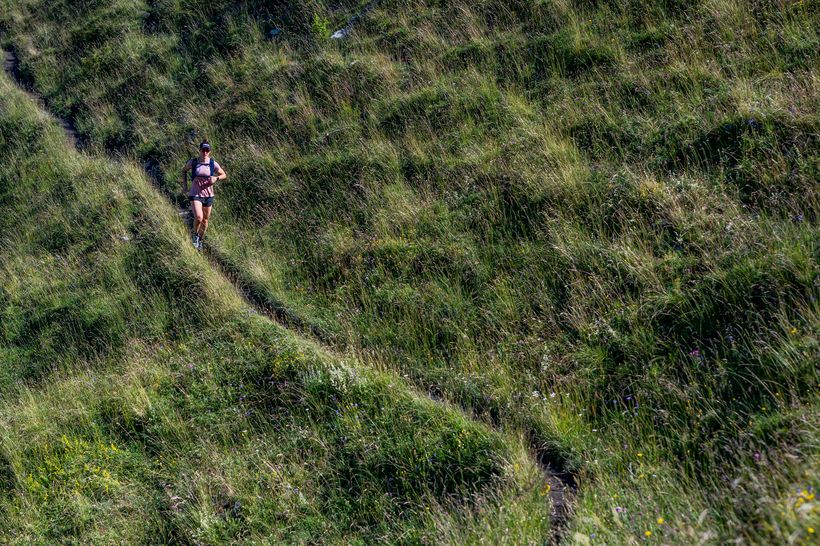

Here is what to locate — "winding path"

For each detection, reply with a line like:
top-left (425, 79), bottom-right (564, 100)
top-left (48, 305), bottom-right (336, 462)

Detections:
top-left (2, 47), bottom-right (576, 544)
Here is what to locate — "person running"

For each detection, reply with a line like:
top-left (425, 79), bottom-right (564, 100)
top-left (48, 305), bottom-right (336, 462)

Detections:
top-left (180, 140), bottom-right (227, 250)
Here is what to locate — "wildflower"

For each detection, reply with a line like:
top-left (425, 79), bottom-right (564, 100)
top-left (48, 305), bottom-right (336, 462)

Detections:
top-left (541, 484), bottom-right (551, 496)
top-left (637, 452), bottom-right (643, 458)
top-left (645, 530), bottom-right (652, 537)
top-left (808, 527), bottom-right (814, 534)
top-left (657, 517), bottom-right (664, 524)
top-left (790, 327), bottom-right (798, 335)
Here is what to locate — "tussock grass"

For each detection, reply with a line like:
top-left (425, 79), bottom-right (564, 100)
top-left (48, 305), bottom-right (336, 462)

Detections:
top-left (1, 0), bottom-right (819, 542)
top-left (0, 76), bottom-right (551, 543)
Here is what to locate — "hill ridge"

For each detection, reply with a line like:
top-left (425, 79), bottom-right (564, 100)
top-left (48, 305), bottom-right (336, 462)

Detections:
top-left (2, 45), bottom-right (577, 544)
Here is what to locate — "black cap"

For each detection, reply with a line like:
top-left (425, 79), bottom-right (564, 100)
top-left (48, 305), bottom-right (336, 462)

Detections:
top-left (200, 142), bottom-right (211, 151)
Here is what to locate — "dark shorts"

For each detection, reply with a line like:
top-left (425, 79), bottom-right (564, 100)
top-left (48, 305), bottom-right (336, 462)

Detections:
top-left (190, 195), bottom-right (215, 207)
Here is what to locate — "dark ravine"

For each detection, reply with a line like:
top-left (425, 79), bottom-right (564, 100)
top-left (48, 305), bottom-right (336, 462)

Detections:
top-left (2, 47), bottom-right (577, 544)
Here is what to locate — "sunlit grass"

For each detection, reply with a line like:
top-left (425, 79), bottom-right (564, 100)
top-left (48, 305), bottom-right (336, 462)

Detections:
top-left (1, 0), bottom-right (818, 542)
top-left (0, 76), bottom-right (554, 543)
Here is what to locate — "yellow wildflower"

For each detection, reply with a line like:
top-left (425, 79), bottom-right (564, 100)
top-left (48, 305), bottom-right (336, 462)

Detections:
top-left (644, 530), bottom-right (652, 537)
top-left (657, 517), bottom-right (664, 524)
top-left (541, 484), bottom-right (551, 496)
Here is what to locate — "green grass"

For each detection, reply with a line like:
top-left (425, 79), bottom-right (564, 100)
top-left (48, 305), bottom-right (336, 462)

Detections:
top-left (1, 0), bottom-right (819, 543)
top-left (0, 76), bottom-right (552, 543)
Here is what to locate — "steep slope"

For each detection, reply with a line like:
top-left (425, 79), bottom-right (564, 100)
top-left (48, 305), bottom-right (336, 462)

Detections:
top-left (1, 0), bottom-right (819, 542)
top-left (0, 73), bottom-right (559, 544)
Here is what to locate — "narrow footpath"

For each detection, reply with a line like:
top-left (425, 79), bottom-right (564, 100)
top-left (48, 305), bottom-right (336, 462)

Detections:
top-left (2, 47), bottom-right (577, 544)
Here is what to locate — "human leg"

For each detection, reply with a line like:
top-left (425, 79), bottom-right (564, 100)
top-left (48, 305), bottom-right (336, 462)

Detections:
top-left (198, 203), bottom-right (213, 239)
top-left (191, 199), bottom-right (204, 234)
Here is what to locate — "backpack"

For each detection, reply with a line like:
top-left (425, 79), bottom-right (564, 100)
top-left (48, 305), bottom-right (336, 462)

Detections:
top-left (190, 157), bottom-right (215, 184)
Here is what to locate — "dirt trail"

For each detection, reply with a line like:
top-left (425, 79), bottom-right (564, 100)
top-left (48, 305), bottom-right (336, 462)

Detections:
top-left (3, 49), bottom-right (80, 148)
top-left (2, 48), bottom-right (576, 544)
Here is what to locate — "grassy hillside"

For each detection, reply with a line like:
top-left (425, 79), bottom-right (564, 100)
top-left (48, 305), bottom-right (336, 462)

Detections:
top-left (1, 0), bottom-right (819, 543)
top-left (0, 76), bottom-right (555, 543)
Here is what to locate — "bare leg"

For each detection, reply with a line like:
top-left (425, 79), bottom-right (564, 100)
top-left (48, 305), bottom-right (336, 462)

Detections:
top-left (191, 200), bottom-right (203, 236)
top-left (198, 205), bottom-right (212, 239)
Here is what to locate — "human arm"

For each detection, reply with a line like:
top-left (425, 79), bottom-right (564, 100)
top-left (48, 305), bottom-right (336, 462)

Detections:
top-left (180, 159), bottom-right (192, 193)
top-left (210, 164), bottom-right (227, 185)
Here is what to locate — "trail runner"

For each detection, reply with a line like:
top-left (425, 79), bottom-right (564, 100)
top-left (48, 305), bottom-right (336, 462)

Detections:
top-left (181, 140), bottom-right (227, 250)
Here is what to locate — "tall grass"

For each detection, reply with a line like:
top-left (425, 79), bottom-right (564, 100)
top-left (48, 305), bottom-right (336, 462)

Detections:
top-left (0, 75), bottom-right (553, 543)
top-left (1, 0), bottom-right (819, 542)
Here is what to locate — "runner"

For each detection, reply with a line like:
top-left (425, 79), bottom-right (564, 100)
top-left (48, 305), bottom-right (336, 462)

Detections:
top-left (180, 140), bottom-right (227, 249)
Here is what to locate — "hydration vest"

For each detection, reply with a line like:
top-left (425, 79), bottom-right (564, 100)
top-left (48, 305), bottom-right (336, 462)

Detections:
top-left (190, 157), bottom-right (215, 184)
